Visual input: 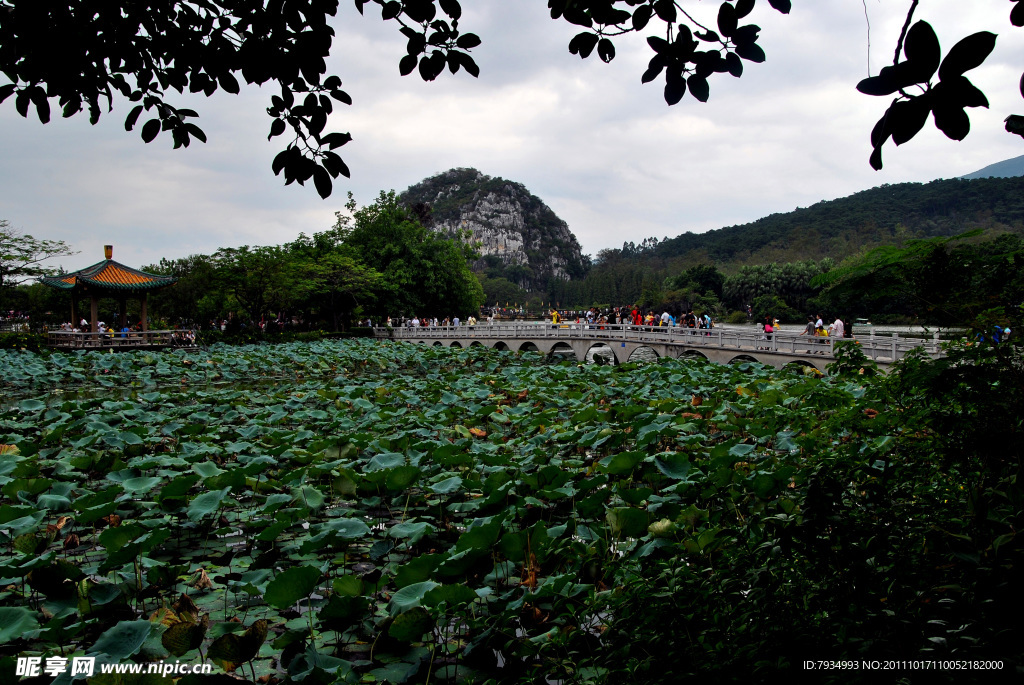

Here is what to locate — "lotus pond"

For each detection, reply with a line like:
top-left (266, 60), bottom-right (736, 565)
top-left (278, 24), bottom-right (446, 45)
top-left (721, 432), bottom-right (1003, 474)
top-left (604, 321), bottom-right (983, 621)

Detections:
top-left (0, 340), bottom-right (1017, 684)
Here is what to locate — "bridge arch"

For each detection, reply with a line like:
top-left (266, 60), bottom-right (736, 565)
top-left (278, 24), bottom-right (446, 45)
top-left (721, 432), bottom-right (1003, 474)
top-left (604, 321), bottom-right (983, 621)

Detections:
top-left (518, 341), bottom-right (540, 354)
top-left (449, 341), bottom-right (462, 349)
top-left (586, 342), bottom-right (617, 365)
top-left (492, 341), bottom-right (510, 351)
top-left (549, 342), bottom-right (576, 360)
top-left (784, 359), bottom-right (826, 374)
top-left (469, 341), bottom-right (484, 347)
top-left (626, 345), bottom-right (660, 363)
top-left (678, 349), bottom-right (709, 362)
top-left (728, 354), bottom-right (762, 366)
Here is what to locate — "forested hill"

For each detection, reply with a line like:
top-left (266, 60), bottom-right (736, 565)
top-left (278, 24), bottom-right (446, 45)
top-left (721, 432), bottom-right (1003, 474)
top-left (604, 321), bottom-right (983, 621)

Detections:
top-left (649, 176), bottom-right (1024, 265)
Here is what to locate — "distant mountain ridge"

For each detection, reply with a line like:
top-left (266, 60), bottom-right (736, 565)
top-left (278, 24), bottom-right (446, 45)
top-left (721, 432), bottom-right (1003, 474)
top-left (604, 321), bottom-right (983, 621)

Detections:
top-left (646, 176), bottom-right (1024, 265)
top-left (961, 154), bottom-right (1024, 180)
top-left (400, 168), bottom-right (587, 290)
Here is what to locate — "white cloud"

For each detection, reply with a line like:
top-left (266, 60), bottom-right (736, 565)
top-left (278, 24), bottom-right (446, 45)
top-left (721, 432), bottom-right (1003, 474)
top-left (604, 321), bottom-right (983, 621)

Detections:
top-left (1, 1), bottom-right (1021, 269)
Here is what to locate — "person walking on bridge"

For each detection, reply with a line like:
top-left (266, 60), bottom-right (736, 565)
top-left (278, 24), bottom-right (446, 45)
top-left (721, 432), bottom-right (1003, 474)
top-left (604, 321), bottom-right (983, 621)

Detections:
top-left (799, 315), bottom-right (816, 353)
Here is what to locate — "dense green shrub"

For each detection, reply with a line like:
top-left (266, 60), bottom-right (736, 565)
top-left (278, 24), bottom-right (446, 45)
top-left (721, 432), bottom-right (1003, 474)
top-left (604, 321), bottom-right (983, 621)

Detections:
top-left (195, 329), bottom-right (329, 346)
top-left (751, 293), bottom-right (802, 323)
top-left (0, 331), bottom-right (46, 352)
top-left (726, 310), bottom-right (749, 324)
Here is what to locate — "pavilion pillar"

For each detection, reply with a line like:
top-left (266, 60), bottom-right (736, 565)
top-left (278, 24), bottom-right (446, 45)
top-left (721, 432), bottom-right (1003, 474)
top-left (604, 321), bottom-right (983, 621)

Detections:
top-left (90, 295), bottom-right (98, 333)
top-left (70, 296), bottom-right (76, 328)
top-left (119, 299), bottom-right (127, 329)
top-left (141, 293), bottom-right (148, 331)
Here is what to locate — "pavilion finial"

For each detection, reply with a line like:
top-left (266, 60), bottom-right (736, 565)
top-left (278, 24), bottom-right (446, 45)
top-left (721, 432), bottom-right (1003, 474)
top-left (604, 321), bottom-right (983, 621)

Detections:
top-left (104, 245), bottom-right (113, 260)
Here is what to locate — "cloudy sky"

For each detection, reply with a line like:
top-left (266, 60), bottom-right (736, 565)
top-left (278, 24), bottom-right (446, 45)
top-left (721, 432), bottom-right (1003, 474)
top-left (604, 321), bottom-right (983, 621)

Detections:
top-left (2, 1), bottom-right (1023, 272)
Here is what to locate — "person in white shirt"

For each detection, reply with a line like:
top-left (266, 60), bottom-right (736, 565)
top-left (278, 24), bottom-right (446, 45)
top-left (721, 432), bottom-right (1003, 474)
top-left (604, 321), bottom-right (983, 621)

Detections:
top-left (411, 317), bottom-right (420, 327)
top-left (829, 317), bottom-right (845, 338)
top-left (453, 316), bottom-right (460, 327)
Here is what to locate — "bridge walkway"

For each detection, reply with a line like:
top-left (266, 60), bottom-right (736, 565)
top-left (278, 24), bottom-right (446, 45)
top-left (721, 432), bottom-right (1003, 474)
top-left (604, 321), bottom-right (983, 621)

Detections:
top-left (374, 323), bottom-right (942, 371)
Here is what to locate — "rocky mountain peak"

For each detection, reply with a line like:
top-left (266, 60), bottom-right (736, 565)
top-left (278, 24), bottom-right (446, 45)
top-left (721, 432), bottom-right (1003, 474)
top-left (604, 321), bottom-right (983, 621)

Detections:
top-left (400, 168), bottom-right (587, 291)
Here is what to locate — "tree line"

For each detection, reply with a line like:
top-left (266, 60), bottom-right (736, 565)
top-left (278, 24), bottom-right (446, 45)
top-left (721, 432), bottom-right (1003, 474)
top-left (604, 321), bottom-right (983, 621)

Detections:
top-left (2, 193), bottom-right (484, 332)
top-left (4, 205), bottom-right (1023, 335)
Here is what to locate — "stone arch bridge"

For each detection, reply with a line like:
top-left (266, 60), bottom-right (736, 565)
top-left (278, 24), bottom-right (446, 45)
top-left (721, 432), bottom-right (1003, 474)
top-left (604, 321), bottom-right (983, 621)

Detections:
top-left (375, 323), bottom-right (941, 372)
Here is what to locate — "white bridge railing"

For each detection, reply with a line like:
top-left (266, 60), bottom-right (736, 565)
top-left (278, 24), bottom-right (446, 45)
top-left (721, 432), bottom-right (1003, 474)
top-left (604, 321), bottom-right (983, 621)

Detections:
top-left (375, 323), bottom-right (942, 362)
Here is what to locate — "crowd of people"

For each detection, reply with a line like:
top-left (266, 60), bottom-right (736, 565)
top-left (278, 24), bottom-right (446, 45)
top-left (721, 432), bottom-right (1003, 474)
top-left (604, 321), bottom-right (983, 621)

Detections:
top-left (212, 314), bottom-right (310, 334)
top-left (385, 306), bottom-right (718, 330)
top-left (55, 318), bottom-right (140, 335)
top-left (759, 313), bottom-right (850, 352)
top-left (556, 306), bottom-right (718, 330)
top-left (394, 315), bottom-right (479, 328)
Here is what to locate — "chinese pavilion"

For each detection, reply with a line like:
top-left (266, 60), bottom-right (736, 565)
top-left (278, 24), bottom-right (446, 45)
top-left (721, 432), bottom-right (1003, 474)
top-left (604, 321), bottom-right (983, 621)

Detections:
top-left (40, 245), bottom-right (176, 334)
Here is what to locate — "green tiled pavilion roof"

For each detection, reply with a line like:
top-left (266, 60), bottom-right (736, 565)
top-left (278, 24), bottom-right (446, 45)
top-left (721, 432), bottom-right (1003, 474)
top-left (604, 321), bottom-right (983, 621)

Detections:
top-left (40, 259), bottom-right (176, 293)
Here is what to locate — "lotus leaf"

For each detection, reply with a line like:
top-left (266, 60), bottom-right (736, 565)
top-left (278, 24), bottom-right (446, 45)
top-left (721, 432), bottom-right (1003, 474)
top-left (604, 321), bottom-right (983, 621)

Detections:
top-left (207, 619), bottom-right (267, 669)
top-left (89, 619), bottom-right (153, 658)
top-left (654, 453), bottom-right (692, 480)
top-left (120, 476), bottom-right (162, 494)
top-left (388, 606), bottom-right (433, 642)
top-left (422, 583), bottom-right (477, 608)
top-left (606, 507), bottom-right (650, 539)
top-left (291, 485), bottom-right (325, 510)
top-left (0, 606), bottom-right (39, 643)
top-left (324, 517), bottom-right (371, 538)
top-left (318, 594), bottom-right (369, 630)
top-left (332, 575), bottom-right (364, 597)
top-left (388, 581), bottom-right (439, 616)
top-left (264, 565), bottom-right (321, 609)
top-left (365, 452), bottom-right (405, 472)
top-left (427, 475), bottom-right (462, 494)
top-left (384, 465), bottom-right (421, 491)
top-left (394, 553), bottom-right (445, 588)
top-left (187, 487), bottom-right (231, 520)
top-left (162, 615), bottom-right (209, 657)
top-left (388, 520), bottom-right (435, 544)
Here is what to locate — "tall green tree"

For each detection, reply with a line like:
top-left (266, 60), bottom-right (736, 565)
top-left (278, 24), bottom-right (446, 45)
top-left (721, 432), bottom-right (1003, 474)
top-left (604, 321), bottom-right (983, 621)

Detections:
top-left (286, 227), bottom-right (383, 330)
top-left (146, 254), bottom-right (224, 325)
top-left (337, 191), bottom-right (483, 318)
top-left (724, 259), bottom-right (833, 312)
top-left (0, 220), bottom-right (76, 307)
top-left (212, 245), bottom-right (310, 324)
top-left (814, 231), bottom-right (1024, 327)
